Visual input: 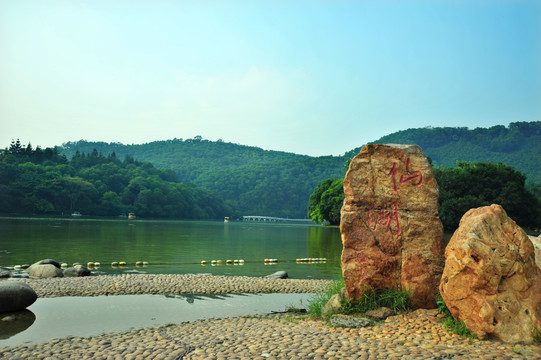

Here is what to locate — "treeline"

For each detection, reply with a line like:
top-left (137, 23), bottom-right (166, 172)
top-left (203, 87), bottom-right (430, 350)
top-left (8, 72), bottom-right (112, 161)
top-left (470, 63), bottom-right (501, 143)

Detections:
top-left (309, 162), bottom-right (541, 232)
top-left (59, 138), bottom-right (346, 218)
top-left (55, 122), bottom-right (541, 219)
top-left (0, 140), bottom-right (235, 219)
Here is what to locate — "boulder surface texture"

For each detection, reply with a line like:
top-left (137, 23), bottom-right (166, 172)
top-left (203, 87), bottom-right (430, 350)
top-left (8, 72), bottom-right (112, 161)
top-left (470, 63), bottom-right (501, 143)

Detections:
top-left (0, 281), bottom-right (38, 313)
top-left (440, 204), bottom-right (541, 344)
top-left (529, 235), bottom-right (541, 270)
top-left (341, 144), bottom-right (445, 309)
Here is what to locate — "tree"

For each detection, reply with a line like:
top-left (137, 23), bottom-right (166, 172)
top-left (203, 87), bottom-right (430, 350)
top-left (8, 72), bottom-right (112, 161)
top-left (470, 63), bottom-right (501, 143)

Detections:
top-left (434, 162), bottom-right (540, 231)
top-left (308, 178), bottom-right (344, 225)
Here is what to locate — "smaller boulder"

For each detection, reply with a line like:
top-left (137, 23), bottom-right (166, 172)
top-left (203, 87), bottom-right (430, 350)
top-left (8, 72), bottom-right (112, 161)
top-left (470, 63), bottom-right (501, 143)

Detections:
top-left (27, 263), bottom-right (64, 279)
top-left (528, 235), bottom-right (541, 269)
top-left (63, 265), bottom-right (91, 277)
top-left (264, 271), bottom-right (288, 279)
top-left (35, 259), bottom-right (61, 268)
top-left (0, 269), bottom-right (11, 279)
top-left (322, 293), bottom-right (343, 317)
top-left (330, 314), bottom-right (371, 328)
top-left (365, 307), bottom-right (395, 320)
top-left (0, 281), bottom-right (38, 313)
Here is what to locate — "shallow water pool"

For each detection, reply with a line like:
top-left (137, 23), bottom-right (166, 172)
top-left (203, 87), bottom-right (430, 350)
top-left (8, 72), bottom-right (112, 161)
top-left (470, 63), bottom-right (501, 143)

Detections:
top-left (0, 293), bottom-right (313, 347)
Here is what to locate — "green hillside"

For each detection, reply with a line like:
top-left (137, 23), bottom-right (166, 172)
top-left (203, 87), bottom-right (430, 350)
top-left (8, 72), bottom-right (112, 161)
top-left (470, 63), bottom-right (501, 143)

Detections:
top-left (57, 121), bottom-right (540, 219)
top-left (345, 121), bottom-right (541, 186)
top-left (59, 138), bottom-right (346, 218)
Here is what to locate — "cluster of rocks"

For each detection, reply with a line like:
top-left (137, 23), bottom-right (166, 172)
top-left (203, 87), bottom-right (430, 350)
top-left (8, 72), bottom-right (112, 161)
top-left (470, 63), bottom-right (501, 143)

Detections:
top-left (340, 144), bottom-right (541, 344)
top-left (26, 259), bottom-right (91, 278)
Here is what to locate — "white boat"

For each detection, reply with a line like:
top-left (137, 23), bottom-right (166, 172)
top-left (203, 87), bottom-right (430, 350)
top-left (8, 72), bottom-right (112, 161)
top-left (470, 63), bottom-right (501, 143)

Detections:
top-left (71, 211), bottom-right (82, 217)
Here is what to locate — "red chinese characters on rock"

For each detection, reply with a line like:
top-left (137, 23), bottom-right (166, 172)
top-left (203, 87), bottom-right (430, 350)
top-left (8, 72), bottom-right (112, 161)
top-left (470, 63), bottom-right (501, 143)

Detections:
top-left (387, 158), bottom-right (423, 192)
top-left (368, 202), bottom-right (401, 235)
top-left (364, 158), bottom-right (424, 237)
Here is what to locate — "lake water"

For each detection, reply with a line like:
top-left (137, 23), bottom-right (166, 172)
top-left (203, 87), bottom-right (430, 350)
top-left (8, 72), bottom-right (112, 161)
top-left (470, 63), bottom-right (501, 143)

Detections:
top-left (0, 217), bottom-right (343, 279)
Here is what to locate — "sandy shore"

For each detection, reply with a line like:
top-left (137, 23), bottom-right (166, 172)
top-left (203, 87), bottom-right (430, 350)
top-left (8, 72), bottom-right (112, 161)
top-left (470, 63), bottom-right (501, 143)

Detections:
top-left (1, 274), bottom-right (540, 359)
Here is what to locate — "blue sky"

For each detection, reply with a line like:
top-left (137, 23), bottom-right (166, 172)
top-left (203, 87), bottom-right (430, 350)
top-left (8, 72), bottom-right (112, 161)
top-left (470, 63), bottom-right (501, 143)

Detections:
top-left (1, 0), bottom-right (539, 156)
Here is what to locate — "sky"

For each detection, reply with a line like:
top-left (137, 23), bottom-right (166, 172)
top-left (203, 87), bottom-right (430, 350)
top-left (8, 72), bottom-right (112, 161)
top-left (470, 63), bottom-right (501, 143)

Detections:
top-left (1, 0), bottom-right (540, 157)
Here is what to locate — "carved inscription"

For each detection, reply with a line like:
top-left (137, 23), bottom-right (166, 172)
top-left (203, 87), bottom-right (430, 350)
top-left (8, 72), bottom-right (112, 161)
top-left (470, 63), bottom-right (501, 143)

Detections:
top-left (387, 158), bottom-right (423, 192)
top-left (358, 157), bottom-right (424, 279)
top-left (368, 202), bottom-right (401, 235)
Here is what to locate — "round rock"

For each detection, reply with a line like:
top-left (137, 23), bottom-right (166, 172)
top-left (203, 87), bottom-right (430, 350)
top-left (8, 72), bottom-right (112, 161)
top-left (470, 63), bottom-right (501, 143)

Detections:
top-left (27, 263), bottom-right (64, 279)
top-left (63, 265), bottom-right (91, 277)
top-left (0, 269), bottom-right (12, 279)
top-left (0, 281), bottom-right (38, 313)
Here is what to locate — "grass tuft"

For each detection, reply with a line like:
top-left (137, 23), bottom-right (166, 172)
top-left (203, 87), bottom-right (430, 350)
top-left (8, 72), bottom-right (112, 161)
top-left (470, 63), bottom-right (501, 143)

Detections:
top-left (306, 279), bottom-right (411, 319)
top-left (306, 279), bottom-right (344, 318)
top-left (341, 286), bottom-right (411, 315)
top-left (436, 293), bottom-right (478, 339)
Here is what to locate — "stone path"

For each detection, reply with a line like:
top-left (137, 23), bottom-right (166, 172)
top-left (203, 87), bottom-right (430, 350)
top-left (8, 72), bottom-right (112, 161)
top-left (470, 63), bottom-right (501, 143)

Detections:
top-left (2, 309), bottom-right (540, 359)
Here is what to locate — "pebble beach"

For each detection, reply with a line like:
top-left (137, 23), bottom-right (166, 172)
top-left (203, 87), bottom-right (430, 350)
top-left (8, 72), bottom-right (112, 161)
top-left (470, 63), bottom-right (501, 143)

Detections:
top-left (1, 274), bottom-right (540, 359)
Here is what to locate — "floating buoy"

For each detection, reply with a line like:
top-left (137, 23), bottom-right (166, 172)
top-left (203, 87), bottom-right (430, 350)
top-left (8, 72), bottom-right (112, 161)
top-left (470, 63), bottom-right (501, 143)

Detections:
top-left (135, 261), bottom-right (143, 267)
top-left (111, 262), bottom-right (119, 267)
top-left (211, 260), bottom-right (217, 264)
top-left (87, 262), bottom-right (95, 268)
top-left (73, 262), bottom-right (81, 267)
top-left (226, 259), bottom-right (233, 264)
top-left (239, 259), bottom-right (244, 265)
top-left (233, 259), bottom-right (239, 264)
top-left (264, 259), bottom-right (270, 263)
top-left (94, 262), bottom-right (101, 267)
top-left (201, 260), bottom-right (207, 265)
top-left (216, 260), bottom-right (223, 265)
top-left (13, 265), bottom-right (21, 270)
top-left (119, 261), bottom-right (126, 266)
top-left (61, 263), bottom-right (68, 268)
top-left (142, 261), bottom-right (149, 266)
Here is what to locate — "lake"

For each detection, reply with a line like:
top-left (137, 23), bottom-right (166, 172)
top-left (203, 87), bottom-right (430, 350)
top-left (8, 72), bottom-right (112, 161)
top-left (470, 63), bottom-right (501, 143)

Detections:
top-left (0, 217), bottom-right (343, 280)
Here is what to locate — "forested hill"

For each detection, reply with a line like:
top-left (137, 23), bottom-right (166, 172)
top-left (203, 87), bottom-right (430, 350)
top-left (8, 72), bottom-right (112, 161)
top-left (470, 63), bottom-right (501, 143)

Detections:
top-left (345, 121), bottom-right (541, 186)
top-left (59, 138), bottom-right (347, 218)
top-left (57, 121), bottom-right (540, 218)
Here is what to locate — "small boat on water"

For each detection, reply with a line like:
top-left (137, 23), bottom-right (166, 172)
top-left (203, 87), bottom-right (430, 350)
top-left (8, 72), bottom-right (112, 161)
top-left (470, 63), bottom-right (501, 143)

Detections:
top-left (71, 211), bottom-right (82, 217)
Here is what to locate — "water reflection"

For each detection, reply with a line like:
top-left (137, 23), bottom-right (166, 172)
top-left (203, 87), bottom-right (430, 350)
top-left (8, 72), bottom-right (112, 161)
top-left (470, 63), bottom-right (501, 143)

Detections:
top-left (163, 293), bottom-right (249, 303)
top-left (0, 310), bottom-right (36, 340)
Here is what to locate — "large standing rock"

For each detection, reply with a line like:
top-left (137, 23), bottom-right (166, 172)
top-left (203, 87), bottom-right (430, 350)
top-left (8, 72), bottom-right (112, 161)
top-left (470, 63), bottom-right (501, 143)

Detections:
top-left (440, 204), bottom-right (541, 344)
top-left (27, 259), bottom-right (64, 279)
top-left (0, 281), bottom-right (38, 313)
top-left (340, 144), bottom-right (444, 309)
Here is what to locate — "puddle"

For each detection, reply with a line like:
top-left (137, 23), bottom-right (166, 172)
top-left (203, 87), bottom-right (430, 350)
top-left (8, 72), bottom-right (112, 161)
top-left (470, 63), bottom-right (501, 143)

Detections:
top-left (0, 293), bottom-right (312, 347)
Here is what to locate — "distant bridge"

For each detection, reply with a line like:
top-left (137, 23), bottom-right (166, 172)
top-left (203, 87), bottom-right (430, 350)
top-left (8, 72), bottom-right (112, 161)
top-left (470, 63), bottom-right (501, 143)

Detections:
top-left (242, 216), bottom-right (314, 223)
